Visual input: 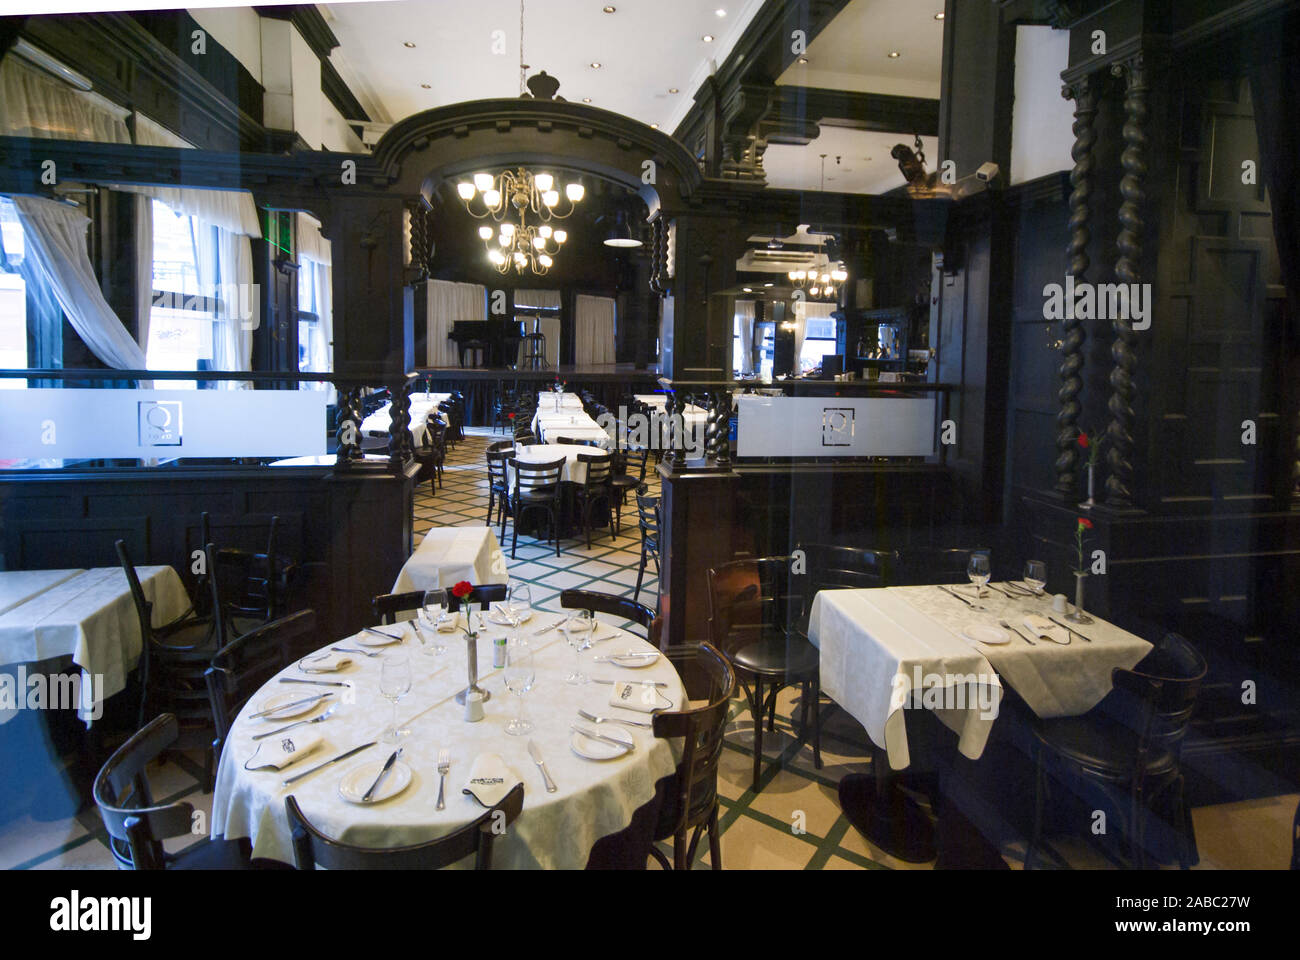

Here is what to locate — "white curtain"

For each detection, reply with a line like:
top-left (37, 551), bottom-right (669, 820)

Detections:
top-left (134, 194), bottom-right (154, 388)
top-left (515, 289), bottom-right (561, 366)
top-left (13, 196), bottom-right (146, 369)
top-left (792, 300), bottom-right (836, 371)
top-left (297, 211), bottom-right (331, 266)
top-left (734, 299), bottom-right (756, 375)
top-left (195, 223), bottom-right (256, 387)
top-left (0, 57), bottom-right (131, 143)
top-left (426, 279), bottom-right (486, 366)
top-left (298, 213), bottom-right (333, 401)
top-left (574, 294), bottom-right (616, 366)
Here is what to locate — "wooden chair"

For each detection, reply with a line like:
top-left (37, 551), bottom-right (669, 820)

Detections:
top-left (504, 456), bottom-right (566, 559)
top-left (894, 546), bottom-right (984, 586)
top-left (205, 515), bottom-right (298, 631)
top-left (575, 451), bottom-right (615, 549)
top-left (649, 642), bottom-right (737, 869)
top-left (205, 609), bottom-right (315, 773)
top-left (792, 543), bottom-right (898, 631)
top-left (413, 418), bottom-right (447, 492)
top-left (286, 783), bottom-right (524, 869)
top-left (372, 584), bottom-right (507, 624)
top-left (610, 446), bottom-right (649, 534)
top-left (1027, 633), bottom-right (1207, 869)
top-left (634, 484), bottom-right (661, 607)
top-left (93, 714), bottom-right (261, 870)
top-left (707, 556), bottom-right (823, 792)
top-left (559, 588), bottom-right (656, 639)
top-left (486, 445), bottom-right (514, 528)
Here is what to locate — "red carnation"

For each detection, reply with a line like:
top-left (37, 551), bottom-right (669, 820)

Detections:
top-left (1077, 517), bottom-right (1094, 530)
top-left (1077, 432), bottom-right (1090, 449)
top-left (507, 412), bottom-right (516, 420)
top-left (451, 581), bottom-right (473, 599)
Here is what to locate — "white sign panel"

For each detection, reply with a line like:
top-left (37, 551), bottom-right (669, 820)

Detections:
top-left (736, 395), bottom-right (937, 458)
top-left (1, 389), bottom-right (327, 460)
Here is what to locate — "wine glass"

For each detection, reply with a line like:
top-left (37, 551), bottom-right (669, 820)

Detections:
top-left (967, 553), bottom-right (992, 599)
top-left (1024, 560), bottom-right (1048, 597)
top-left (565, 614), bottom-right (590, 685)
top-left (505, 581), bottom-right (532, 630)
top-left (503, 639), bottom-right (535, 736)
top-left (422, 588), bottom-right (448, 655)
top-left (379, 653), bottom-right (412, 744)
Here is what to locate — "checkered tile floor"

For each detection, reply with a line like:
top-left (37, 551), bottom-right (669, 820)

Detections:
top-left (3, 427), bottom-right (1292, 869)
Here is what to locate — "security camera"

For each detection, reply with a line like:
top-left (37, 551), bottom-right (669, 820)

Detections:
top-left (976, 162), bottom-right (1000, 183)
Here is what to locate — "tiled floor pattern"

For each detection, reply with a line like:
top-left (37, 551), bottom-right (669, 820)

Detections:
top-left (4, 426), bottom-right (1294, 870)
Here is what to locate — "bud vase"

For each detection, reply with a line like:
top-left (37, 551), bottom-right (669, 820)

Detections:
top-left (1066, 570), bottom-right (1094, 624)
top-left (1081, 464), bottom-right (1096, 509)
top-left (455, 619), bottom-right (490, 704)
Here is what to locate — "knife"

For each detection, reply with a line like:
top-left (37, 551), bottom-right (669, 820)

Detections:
top-left (571, 725), bottom-right (635, 752)
top-left (1049, 616), bottom-right (1093, 642)
top-left (408, 618), bottom-right (427, 646)
top-left (363, 626), bottom-right (403, 642)
top-left (280, 677), bottom-right (350, 687)
top-left (283, 741), bottom-right (377, 786)
top-left (361, 748), bottom-right (402, 802)
top-left (527, 739), bottom-right (557, 793)
top-left (938, 584), bottom-right (976, 608)
top-left (593, 651), bottom-right (660, 663)
top-left (589, 677), bottom-right (669, 687)
top-left (249, 692), bottom-right (331, 719)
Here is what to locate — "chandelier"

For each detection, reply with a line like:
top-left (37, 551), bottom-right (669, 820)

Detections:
top-left (459, 168), bottom-right (584, 275)
top-left (789, 265), bottom-right (848, 300)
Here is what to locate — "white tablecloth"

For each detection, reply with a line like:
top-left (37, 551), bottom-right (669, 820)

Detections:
top-left (808, 585), bottom-right (1153, 770)
top-left (361, 395), bottom-right (449, 446)
top-left (210, 618), bottom-right (685, 868)
top-left (0, 569), bottom-right (84, 616)
top-left (393, 527), bottom-right (508, 595)
top-left (633, 395), bottom-right (708, 417)
top-left (509, 443), bottom-right (608, 485)
top-left (0, 566), bottom-right (192, 726)
top-left (537, 392), bottom-right (584, 410)
top-left (530, 410), bottom-right (610, 445)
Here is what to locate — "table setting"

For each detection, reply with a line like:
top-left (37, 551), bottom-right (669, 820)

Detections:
top-left (209, 582), bottom-right (685, 869)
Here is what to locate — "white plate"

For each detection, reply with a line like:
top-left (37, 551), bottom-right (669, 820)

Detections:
top-left (297, 652), bottom-right (349, 673)
top-left (962, 624), bottom-right (1012, 645)
top-left (571, 725), bottom-right (633, 760)
top-left (338, 759), bottom-right (413, 804)
top-left (254, 691), bottom-right (329, 721)
top-left (602, 650), bottom-right (660, 668)
top-left (487, 608), bottom-right (533, 626)
top-left (355, 628), bottom-right (404, 647)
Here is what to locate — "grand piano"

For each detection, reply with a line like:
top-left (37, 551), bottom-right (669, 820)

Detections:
top-left (447, 318), bottom-right (524, 368)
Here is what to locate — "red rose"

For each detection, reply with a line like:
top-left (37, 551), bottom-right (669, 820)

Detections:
top-left (508, 412), bottom-right (516, 420)
top-left (1077, 432), bottom-right (1090, 449)
top-left (451, 581), bottom-right (473, 599)
top-left (1077, 517), bottom-right (1094, 530)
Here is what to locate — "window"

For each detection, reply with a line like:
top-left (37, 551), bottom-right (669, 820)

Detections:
top-left (0, 196), bottom-right (63, 390)
top-left (799, 315), bottom-right (838, 373)
top-left (146, 199), bottom-right (215, 389)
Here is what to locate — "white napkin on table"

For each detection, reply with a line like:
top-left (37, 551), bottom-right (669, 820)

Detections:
top-left (609, 680), bottom-right (674, 713)
top-left (1023, 614), bottom-right (1070, 644)
top-left (462, 753), bottom-right (522, 807)
top-left (242, 731), bottom-right (323, 771)
top-left (299, 652), bottom-right (351, 673)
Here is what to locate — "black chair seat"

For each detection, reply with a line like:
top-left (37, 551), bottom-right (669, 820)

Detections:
top-left (1034, 714), bottom-right (1176, 779)
top-left (169, 837), bottom-right (254, 870)
top-left (729, 629), bottom-right (819, 678)
top-left (515, 485), bottom-right (559, 503)
top-left (153, 620), bottom-right (218, 656)
top-left (611, 475), bottom-right (640, 491)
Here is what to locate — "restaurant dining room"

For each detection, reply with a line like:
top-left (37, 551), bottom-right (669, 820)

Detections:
top-left (0, 0), bottom-right (1296, 935)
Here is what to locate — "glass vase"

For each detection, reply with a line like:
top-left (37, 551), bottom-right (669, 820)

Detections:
top-left (1066, 570), bottom-right (1094, 624)
top-left (455, 621), bottom-right (490, 704)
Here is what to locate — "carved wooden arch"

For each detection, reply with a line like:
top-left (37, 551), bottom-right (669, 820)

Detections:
top-left (368, 97), bottom-right (703, 219)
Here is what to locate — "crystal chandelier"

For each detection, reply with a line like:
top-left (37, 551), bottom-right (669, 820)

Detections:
top-left (459, 168), bottom-right (584, 275)
top-left (788, 264), bottom-right (848, 300)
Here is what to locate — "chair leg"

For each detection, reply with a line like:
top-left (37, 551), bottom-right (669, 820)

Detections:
top-left (708, 806), bottom-right (722, 870)
top-left (766, 685), bottom-right (778, 732)
top-left (751, 676), bottom-right (764, 792)
top-left (634, 551), bottom-right (645, 604)
top-left (811, 678), bottom-right (823, 769)
top-left (1175, 777), bottom-right (1197, 869)
top-left (1026, 749), bottom-right (1045, 870)
top-left (511, 508), bottom-right (519, 559)
top-left (486, 491), bottom-right (495, 525)
top-left (673, 827), bottom-right (689, 870)
top-left (553, 505), bottom-right (561, 558)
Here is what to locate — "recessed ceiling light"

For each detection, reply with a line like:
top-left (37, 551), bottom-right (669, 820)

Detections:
top-left (934, 12), bottom-right (945, 19)
top-left (590, 62), bottom-right (602, 69)
top-left (702, 34), bottom-right (715, 42)
top-left (764, 282), bottom-right (774, 287)
top-left (715, 8), bottom-right (726, 15)
top-left (403, 41), bottom-right (416, 48)
top-left (888, 51), bottom-right (901, 58)
top-left (603, 4), bottom-right (616, 12)
top-left (668, 87), bottom-right (679, 93)
top-left (582, 97), bottom-right (592, 103)
top-left (742, 287), bottom-right (753, 292)
top-left (798, 56), bottom-right (809, 64)
top-left (420, 83), bottom-right (431, 88)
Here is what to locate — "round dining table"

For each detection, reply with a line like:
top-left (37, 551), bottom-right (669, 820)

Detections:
top-left (210, 611), bottom-right (684, 869)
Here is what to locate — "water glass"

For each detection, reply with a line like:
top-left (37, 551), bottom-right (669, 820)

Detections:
top-left (1024, 560), bottom-right (1048, 596)
top-left (379, 653), bottom-right (412, 744)
top-left (422, 588), bottom-right (448, 654)
top-left (503, 640), bottom-right (535, 736)
top-left (967, 553), bottom-right (992, 598)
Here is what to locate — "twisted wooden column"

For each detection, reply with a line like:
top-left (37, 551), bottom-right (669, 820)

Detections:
top-left (706, 390), bottom-right (732, 466)
top-left (1105, 57), bottom-right (1147, 509)
top-left (1055, 74), bottom-right (1098, 497)
top-left (388, 380), bottom-right (413, 469)
top-left (334, 387), bottom-right (362, 466)
top-left (662, 393), bottom-right (686, 473)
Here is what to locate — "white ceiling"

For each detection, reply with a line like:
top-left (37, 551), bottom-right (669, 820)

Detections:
top-left (763, 127), bottom-right (939, 195)
top-left (319, 0), bottom-right (764, 129)
top-left (776, 0), bottom-right (944, 99)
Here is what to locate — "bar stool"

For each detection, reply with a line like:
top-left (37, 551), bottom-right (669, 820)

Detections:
top-left (521, 318), bottom-right (547, 370)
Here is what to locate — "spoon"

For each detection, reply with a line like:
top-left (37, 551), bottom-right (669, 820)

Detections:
top-left (252, 703), bottom-right (340, 740)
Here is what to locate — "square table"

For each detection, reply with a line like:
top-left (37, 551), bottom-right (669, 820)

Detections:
top-left (0, 569), bottom-right (84, 616)
top-left (392, 526), bottom-right (509, 595)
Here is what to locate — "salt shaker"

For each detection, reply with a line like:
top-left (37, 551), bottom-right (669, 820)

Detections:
top-left (464, 689), bottom-right (485, 722)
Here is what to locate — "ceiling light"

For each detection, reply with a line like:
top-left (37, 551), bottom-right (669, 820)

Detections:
top-left (715, 8), bottom-right (726, 16)
top-left (542, 190), bottom-right (560, 207)
top-left (565, 183), bottom-right (585, 202)
top-left (888, 51), bottom-right (901, 58)
top-left (473, 173), bottom-right (494, 191)
top-left (650, 123), bottom-right (659, 129)
top-left (764, 282), bottom-right (774, 288)
top-left (603, 5), bottom-right (615, 12)
top-left (420, 83), bottom-right (431, 89)
top-left (798, 57), bottom-right (809, 64)
top-left (457, 182), bottom-right (476, 200)
top-left (488, 250), bottom-right (505, 265)
top-left (538, 225), bottom-right (553, 239)
top-left (603, 211), bottom-right (642, 248)
top-left (582, 97), bottom-right (592, 102)
top-left (478, 226), bottom-right (493, 240)
top-left (702, 35), bottom-right (715, 42)
top-left (934, 12), bottom-right (945, 19)
top-left (668, 87), bottom-right (679, 93)
top-left (403, 42), bottom-right (416, 48)
top-left (539, 254), bottom-right (553, 267)
top-left (554, 230), bottom-right (567, 243)
top-left (483, 189), bottom-right (502, 208)
top-left (742, 287), bottom-right (753, 293)
top-left (590, 62), bottom-right (602, 69)
top-left (534, 173), bottom-right (554, 192)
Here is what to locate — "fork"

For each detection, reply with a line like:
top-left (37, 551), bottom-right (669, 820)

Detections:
top-left (998, 619), bottom-right (1035, 646)
top-left (332, 646), bottom-right (382, 658)
top-left (436, 748), bottom-right (450, 810)
top-left (578, 708), bottom-right (651, 729)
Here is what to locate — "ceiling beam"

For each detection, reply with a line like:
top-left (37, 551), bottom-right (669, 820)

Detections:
top-left (761, 86), bottom-right (940, 145)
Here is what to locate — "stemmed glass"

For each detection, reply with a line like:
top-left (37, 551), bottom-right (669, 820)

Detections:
top-left (505, 581), bottom-right (532, 630)
top-left (1023, 560), bottom-right (1048, 597)
top-left (565, 611), bottom-right (592, 685)
top-left (503, 639), bottom-right (535, 736)
top-left (379, 653), bottom-right (412, 744)
top-left (967, 553), bottom-right (992, 599)
top-left (422, 588), bottom-right (448, 655)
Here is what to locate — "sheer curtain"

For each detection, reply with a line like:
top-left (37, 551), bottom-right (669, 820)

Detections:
top-left (734, 299), bottom-right (756, 374)
top-left (13, 196), bottom-right (145, 370)
top-left (426, 279), bottom-right (486, 366)
top-left (297, 213), bottom-right (333, 401)
top-left (194, 223), bottom-right (256, 388)
top-left (0, 57), bottom-right (131, 143)
top-left (574, 294), bottom-right (616, 366)
top-left (792, 300), bottom-right (836, 371)
top-left (516, 288), bottom-right (561, 367)
top-left (134, 194), bottom-right (153, 388)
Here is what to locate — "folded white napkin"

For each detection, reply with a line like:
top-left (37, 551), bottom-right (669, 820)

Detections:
top-left (1023, 614), bottom-right (1070, 644)
top-left (435, 611), bottom-right (461, 634)
top-left (609, 680), bottom-right (673, 713)
top-left (242, 731), bottom-right (323, 771)
top-left (299, 652), bottom-right (351, 673)
top-left (462, 753), bottom-right (522, 807)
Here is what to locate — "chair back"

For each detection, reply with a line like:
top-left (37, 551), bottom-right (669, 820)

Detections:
top-left (706, 556), bottom-right (801, 656)
top-left (554, 436), bottom-right (601, 447)
top-left (894, 547), bottom-right (984, 586)
top-left (371, 590), bottom-right (425, 624)
top-left (115, 538), bottom-right (155, 645)
top-left (615, 445), bottom-right (649, 481)
top-left (205, 609), bottom-right (314, 749)
top-left (93, 713), bottom-right (196, 869)
top-left (509, 456), bottom-right (565, 497)
top-left (486, 439), bottom-right (515, 454)
top-left (793, 543), bottom-right (897, 621)
top-left (1112, 632), bottom-right (1207, 761)
top-left (577, 451), bottom-right (613, 488)
top-left (559, 589), bottom-right (655, 634)
top-left (286, 783), bottom-right (524, 870)
top-left (486, 448), bottom-right (513, 490)
top-left (636, 489), bottom-right (660, 548)
top-left (653, 643), bottom-right (737, 843)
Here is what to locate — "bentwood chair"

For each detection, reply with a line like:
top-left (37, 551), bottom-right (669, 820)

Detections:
top-left (505, 456), bottom-right (566, 559)
top-left (1027, 633), bottom-right (1207, 869)
top-left (793, 543), bottom-right (898, 630)
top-left (486, 444), bottom-right (514, 528)
top-left (558, 589), bottom-right (656, 639)
top-left (634, 484), bottom-right (661, 607)
top-left (203, 514), bottom-right (298, 633)
top-left (707, 556), bottom-right (823, 792)
top-left (371, 584), bottom-right (507, 625)
top-left (205, 609), bottom-right (315, 772)
top-left (575, 451), bottom-right (616, 549)
top-left (649, 642), bottom-right (737, 869)
top-left (610, 446), bottom-right (649, 535)
top-left (94, 714), bottom-right (268, 870)
top-left (414, 419), bottom-right (447, 492)
top-left (286, 783), bottom-right (524, 869)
